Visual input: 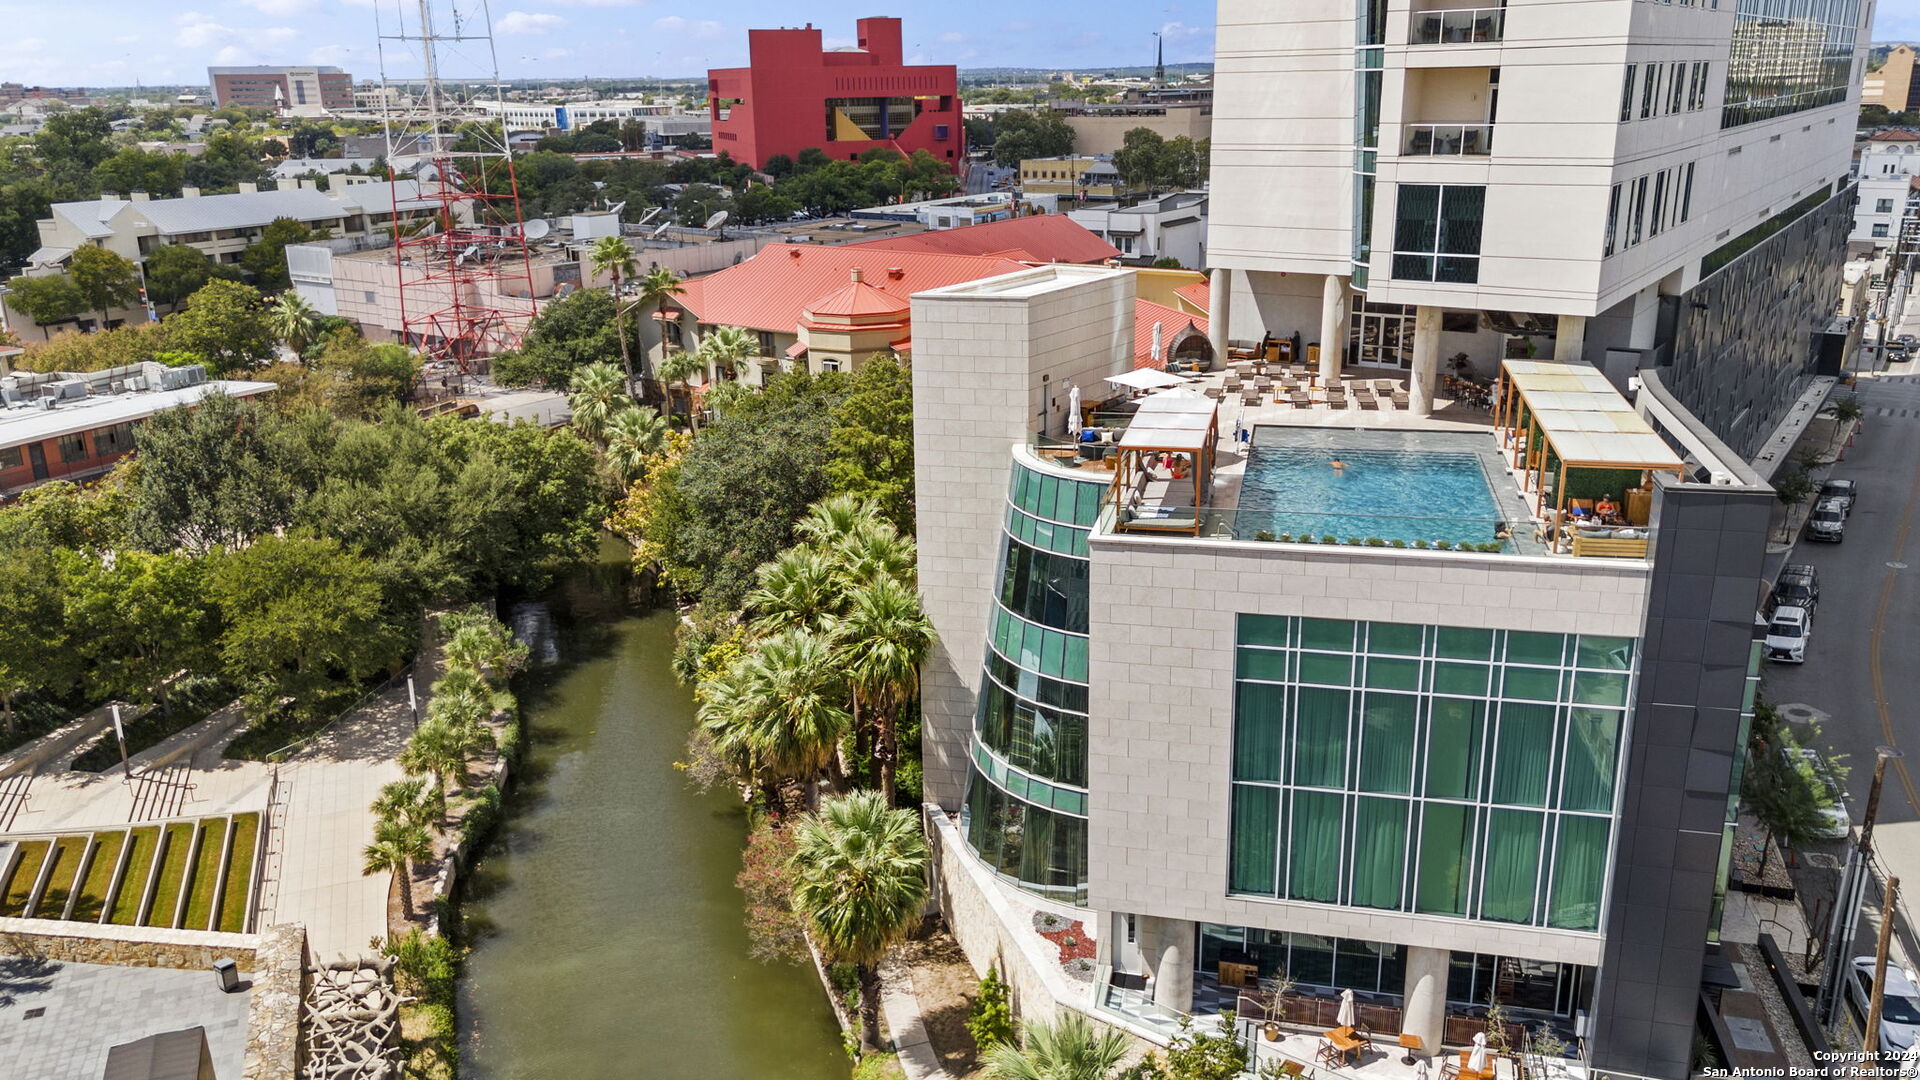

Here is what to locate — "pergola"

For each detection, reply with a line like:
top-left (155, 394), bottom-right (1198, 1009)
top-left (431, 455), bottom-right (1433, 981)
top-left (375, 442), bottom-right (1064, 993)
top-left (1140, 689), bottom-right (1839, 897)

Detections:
top-left (1109, 388), bottom-right (1220, 536)
top-left (1493, 359), bottom-right (1687, 554)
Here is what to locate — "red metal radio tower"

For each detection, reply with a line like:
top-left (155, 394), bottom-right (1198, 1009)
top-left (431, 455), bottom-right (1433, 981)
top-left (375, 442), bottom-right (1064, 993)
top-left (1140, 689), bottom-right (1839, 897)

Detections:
top-left (376, 0), bottom-right (537, 366)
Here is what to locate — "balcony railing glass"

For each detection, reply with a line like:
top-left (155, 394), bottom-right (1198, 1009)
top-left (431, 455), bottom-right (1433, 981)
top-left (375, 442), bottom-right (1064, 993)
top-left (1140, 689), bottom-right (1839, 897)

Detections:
top-left (1410, 7), bottom-right (1505, 44)
top-left (1402, 123), bottom-right (1494, 156)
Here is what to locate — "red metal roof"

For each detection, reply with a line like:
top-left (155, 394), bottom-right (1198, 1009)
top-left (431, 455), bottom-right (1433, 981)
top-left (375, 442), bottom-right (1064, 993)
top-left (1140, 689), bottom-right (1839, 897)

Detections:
top-left (846, 214), bottom-right (1121, 264)
top-left (676, 245), bottom-right (1029, 333)
top-left (1870, 129), bottom-right (1920, 142)
top-left (1173, 279), bottom-right (1210, 315)
top-left (1134, 298), bottom-right (1209, 370)
top-left (806, 274), bottom-right (912, 317)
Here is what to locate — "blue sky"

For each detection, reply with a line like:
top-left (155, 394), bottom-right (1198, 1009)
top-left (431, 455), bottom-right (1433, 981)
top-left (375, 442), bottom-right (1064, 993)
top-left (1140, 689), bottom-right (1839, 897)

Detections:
top-left (0, 0), bottom-right (1220, 89)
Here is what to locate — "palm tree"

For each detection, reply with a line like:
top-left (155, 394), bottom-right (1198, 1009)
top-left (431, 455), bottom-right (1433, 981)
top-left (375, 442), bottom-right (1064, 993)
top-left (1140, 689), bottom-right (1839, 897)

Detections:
top-left (372, 777), bottom-right (436, 833)
top-left (696, 651), bottom-right (774, 801)
top-left (568, 361), bottom-right (629, 441)
top-left (790, 790), bottom-right (929, 1053)
top-left (441, 615), bottom-right (529, 688)
top-left (635, 266), bottom-right (685, 385)
top-left (832, 575), bottom-right (933, 805)
top-left (399, 715), bottom-right (494, 799)
top-left (981, 1013), bottom-right (1132, 1080)
top-left (798, 494), bottom-right (883, 549)
top-left (267, 290), bottom-right (321, 361)
top-left (748, 545), bottom-right (842, 634)
top-left (831, 519), bottom-right (919, 592)
top-left (363, 818), bottom-right (433, 920)
top-left (590, 234), bottom-right (640, 398)
top-left (602, 405), bottom-right (668, 486)
top-left (697, 324), bottom-right (759, 384)
top-left (732, 628), bottom-right (850, 786)
top-left (657, 348), bottom-right (706, 431)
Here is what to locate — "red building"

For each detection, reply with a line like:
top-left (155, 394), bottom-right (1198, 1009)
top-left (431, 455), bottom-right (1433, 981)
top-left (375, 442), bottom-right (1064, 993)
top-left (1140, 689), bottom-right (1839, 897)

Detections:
top-left (707, 17), bottom-right (963, 172)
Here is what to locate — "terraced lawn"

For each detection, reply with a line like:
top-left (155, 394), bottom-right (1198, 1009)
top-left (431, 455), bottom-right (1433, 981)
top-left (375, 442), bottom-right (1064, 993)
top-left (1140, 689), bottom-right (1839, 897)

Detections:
top-left (69, 831), bottom-right (126, 923)
top-left (180, 819), bottom-right (227, 931)
top-left (217, 813), bottom-right (260, 934)
top-left (1, 841), bottom-right (49, 917)
top-left (110, 827), bottom-right (160, 925)
top-left (29, 836), bottom-right (88, 918)
top-left (142, 823), bottom-right (196, 928)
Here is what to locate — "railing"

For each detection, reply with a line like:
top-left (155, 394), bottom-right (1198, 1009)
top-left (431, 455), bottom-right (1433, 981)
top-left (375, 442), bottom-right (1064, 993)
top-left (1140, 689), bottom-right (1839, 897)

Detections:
top-left (1402, 123), bottom-right (1494, 156)
top-left (1113, 502), bottom-right (1518, 553)
top-left (1410, 6), bottom-right (1506, 44)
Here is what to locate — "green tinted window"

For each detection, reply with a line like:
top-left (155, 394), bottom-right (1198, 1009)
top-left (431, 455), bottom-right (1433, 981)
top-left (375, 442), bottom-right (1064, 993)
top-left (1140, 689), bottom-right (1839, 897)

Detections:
top-left (1230, 786), bottom-right (1281, 895)
top-left (1572, 670), bottom-right (1629, 707)
top-left (1561, 708), bottom-right (1620, 812)
top-left (1239, 614), bottom-right (1291, 648)
top-left (1287, 791), bottom-right (1345, 902)
top-left (1425, 698), bottom-right (1485, 800)
top-left (1481, 809), bottom-right (1544, 924)
top-left (1548, 816), bottom-right (1609, 931)
top-left (1575, 635), bottom-right (1633, 671)
top-left (1432, 662), bottom-right (1488, 696)
top-left (1293, 688), bottom-right (1349, 787)
top-left (1436, 627), bottom-right (1494, 660)
top-left (1300, 652), bottom-right (1354, 686)
top-left (1351, 797), bottom-right (1409, 909)
top-left (1234, 683), bottom-right (1286, 782)
top-left (1369, 622), bottom-right (1423, 656)
top-left (1301, 618), bottom-right (1357, 651)
top-left (1502, 666), bottom-right (1559, 702)
top-left (1505, 631), bottom-right (1565, 666)
top-left (1367, 657), bottom-right (1421, 690)
top-left (1359, 693), bottom-right (1417, 794)
top-left (1415, 803), bottom-right (1476, 915)
top-left (1237, 649), bottom-right (1289, 682)
top-left (1492, 703), bottom-right (1556, 806)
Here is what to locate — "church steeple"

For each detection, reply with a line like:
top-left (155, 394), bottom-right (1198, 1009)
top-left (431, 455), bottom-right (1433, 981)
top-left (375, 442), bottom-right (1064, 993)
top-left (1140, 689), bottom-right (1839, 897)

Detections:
top-left (1154, 32), bottom-right (1165, 85)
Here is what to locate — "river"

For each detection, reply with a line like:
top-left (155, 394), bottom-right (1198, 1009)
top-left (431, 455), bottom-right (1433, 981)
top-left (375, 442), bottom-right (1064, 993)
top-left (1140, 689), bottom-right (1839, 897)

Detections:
top-left (459, 544), bottom-right (849, 1080)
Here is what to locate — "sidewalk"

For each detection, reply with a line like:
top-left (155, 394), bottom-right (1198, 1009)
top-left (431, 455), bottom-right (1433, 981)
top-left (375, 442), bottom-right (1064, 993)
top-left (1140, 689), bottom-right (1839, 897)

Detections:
top-left (879, 955), bottom-right (953, 1080)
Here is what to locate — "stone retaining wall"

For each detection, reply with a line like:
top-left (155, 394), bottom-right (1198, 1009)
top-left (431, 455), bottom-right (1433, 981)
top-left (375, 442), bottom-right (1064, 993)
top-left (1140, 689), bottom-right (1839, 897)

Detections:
top-left (0, 704), bottom-right (126, 779)
top-left (0, 914), bottom-right (262, 971)
top-left (242, 923), bottom-right (307, 1080)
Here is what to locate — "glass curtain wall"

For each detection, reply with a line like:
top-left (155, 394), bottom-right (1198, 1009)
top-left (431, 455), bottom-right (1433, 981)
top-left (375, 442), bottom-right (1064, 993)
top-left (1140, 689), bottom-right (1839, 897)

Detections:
top-left (1227, 617), bottom-right (1631, 932)
top-left (1721, 0), bottom-right (1862, 128)
top-left (962, 457), bottom-right (1104, 905)
top-left (1352, 0), bottom-right (1386, 289)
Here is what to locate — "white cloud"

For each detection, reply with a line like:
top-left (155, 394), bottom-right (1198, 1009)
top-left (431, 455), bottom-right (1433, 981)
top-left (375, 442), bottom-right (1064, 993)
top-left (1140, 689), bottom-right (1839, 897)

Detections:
top-left (234, 0), bottom-right (318, 15)
top-left (539, 0), bottom-right (643, 7)
top-left (938, 32), bottom-right (967, 44)
top-left (654, 15), bottom-right (724, 40)
top-left (495, 10), bottom-right (564, 35)
top-left (309, 44), bottom-right (354, 66)
top-left (541, 46), bottom-right (573, 59)
top-left (175, 12), bottom-right (294, 61)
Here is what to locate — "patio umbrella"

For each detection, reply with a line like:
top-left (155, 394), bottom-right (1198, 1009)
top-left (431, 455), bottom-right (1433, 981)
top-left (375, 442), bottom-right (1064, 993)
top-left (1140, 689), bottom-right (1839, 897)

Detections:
top-left (1413, 1057), bottom-right (1432, 1080)
top-left (1336, 988), bottom-right (1356, 1028)
top-left (1068, 383), bottom-right (1082, 437)
top-left (1468, 1032), bottom-right (1490, 1073)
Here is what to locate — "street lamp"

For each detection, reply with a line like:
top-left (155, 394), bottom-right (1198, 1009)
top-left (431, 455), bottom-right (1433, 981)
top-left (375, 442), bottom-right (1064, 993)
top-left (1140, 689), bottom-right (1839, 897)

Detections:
top-left (1816, 744), bottom-right (1904, 1025)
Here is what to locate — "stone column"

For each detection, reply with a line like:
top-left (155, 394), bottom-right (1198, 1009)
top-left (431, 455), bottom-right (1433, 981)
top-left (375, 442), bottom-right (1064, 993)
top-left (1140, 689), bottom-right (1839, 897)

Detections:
top-left (1409, 304), bottom-right (1442, 417)
top-left (1208, 267), bottom-right (1234, 363)
top-left (1402, 945), bottom-right (1450, 1059)
top-left (1141, 916), bottom-right (1197, 1013)
top-left (1627, 286), bottom-right (1660, 350)
top-left (1319, 273), bottom-right (1348, 383)
top-left (1554, 314), bottom-right (1588, 363)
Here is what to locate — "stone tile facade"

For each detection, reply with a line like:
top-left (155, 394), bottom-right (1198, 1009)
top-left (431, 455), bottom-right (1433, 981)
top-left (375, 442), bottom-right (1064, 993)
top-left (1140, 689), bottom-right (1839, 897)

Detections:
top-left (913, 265), bottom-right (1139, 808)
top-left (242, 923), bottom-right (307, 1080)
top-left (1083, 536), bottom-right (1650, 966)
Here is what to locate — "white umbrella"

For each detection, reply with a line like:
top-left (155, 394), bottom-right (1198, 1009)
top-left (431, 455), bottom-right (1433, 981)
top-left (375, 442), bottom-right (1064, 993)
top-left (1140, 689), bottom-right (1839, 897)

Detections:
top-left (1468, 1031), bottom-right (1490, 1073)
top-left (1413, 1058), bottom-right (1432, 1080)
top-left (1106, 368), bottom-right (1186, 391)
top-left (1336, 987), bottom-right (1356, 1028)
top-left (1067, 383), bottom-right (1082, 438)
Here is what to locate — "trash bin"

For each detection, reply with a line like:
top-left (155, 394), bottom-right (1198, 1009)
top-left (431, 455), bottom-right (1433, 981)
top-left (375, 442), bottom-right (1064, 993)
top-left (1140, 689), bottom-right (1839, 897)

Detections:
top-left (213, 957), bottom-right (240, 993)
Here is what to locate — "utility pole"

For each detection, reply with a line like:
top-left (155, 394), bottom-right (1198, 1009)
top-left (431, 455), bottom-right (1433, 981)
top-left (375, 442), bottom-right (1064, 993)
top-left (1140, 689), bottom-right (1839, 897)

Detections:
top-left (1864, 876), bottom-right (1901, 1077)
top-left (1819, 746), bottom-right (1902, 1025)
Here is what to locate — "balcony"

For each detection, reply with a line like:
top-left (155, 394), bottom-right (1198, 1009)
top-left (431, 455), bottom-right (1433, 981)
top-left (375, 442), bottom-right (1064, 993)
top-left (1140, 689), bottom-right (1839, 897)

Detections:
top-left (1402, 123), bottom-right (1494, 156)
top-left (1410, 6), bottom-right (1505, 44)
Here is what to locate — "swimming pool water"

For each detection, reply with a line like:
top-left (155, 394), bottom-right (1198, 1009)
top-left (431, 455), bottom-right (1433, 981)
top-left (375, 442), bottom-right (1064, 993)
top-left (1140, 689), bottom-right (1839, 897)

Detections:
top-left (1234, 446), bottom-right (1506, 547)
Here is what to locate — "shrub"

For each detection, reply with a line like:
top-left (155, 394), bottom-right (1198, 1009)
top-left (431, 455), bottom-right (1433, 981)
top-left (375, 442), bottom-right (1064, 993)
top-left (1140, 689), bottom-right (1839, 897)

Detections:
top-left (459, 783), bottom-right (502, 851)
top-left (1254, 529), bottom-right (1276, 542)
top-left (1365, 538), bottom-right (1386, 547)
top-left (1277, 533), bottom-right (1292, 542)
top-left (737, 820), bottom-right (809, 964)
top-left (1389, 539), bottom-right (1407, 548)
top-left (1434, 540), bottom-right (1453, 551)
top-left (1414, 539), bottom-right (1430, 549)
top-left (967, 966), bottom-right (1015, 1050)
top-left (1320, 535), bottom-right (1337, 545)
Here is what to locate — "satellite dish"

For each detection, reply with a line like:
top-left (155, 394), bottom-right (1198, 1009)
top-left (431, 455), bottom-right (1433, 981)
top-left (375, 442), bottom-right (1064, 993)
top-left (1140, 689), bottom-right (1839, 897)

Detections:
top-left (649, 222), bottom-right (672, 240)
top-left (703, 210), bottom-right (729, 232)
top-left (456, 244), bottom-right (479, 266)
top-left (636, 206), bottom-right (663, 227)
top-left (607, 201), bottom-right (627, 218)
top-left (522, 218), bottom-right (551, 240)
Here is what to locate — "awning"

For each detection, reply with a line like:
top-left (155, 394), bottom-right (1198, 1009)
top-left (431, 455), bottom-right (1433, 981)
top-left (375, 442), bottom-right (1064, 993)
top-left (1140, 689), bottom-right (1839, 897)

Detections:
top-left (1117, 388), bottom-right (1217, 452)
top-left (1106, 368), bottom-right (1187, 391)
top-left (785, 340), bottom-right (808, 358)
top-left (1500, 360), bottom-right (1686, 470)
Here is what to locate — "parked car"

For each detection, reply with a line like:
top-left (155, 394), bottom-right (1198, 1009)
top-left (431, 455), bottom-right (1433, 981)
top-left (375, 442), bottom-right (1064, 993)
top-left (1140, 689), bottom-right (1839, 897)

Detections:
top-left (1772, 564), bottom-right (1820, 615)
top-left (1765, 605), bottom-right (1812, 662)
top-left (1899, 333), bottom-right (1918, 348)
top-left (1845, 956), bottom-right (1920, 1067)
top-left (1820, 478), bottom-right (1857, 512)
top-left (1807, 497), bottom-right (1848, 542)
top-left (1780, 744), bottom-right (1851, 838)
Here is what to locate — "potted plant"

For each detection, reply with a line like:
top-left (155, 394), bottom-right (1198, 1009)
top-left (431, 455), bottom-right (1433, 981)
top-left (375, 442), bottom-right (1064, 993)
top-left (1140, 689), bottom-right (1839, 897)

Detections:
top-left (1254, 971), bottom-right (1295, 1041)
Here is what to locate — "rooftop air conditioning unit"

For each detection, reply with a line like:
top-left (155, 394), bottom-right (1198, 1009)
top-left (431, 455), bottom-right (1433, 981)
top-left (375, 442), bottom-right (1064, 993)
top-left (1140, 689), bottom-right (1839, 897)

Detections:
top-left (36, 396), bottom-right (56, 410)
top-left (51, 379), bottom-right (88, 400)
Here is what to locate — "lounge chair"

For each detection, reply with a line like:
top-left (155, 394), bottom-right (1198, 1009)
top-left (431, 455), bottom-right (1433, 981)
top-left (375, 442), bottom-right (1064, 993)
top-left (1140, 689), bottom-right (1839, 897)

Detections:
top-left (1290, 392), bottom-right (1310, 408)
top-left (1206, 386), bottom-right (1223, 400)
top-left (1391, 390), bottom-right (1410, 408)
top-left (1356, 391), bottom-right (1378, 410)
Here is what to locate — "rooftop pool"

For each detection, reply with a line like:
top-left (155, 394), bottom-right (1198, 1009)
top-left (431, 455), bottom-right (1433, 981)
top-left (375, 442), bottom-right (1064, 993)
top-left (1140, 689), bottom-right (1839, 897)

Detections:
top-left (1233, 444), bottom-right (1509, 549)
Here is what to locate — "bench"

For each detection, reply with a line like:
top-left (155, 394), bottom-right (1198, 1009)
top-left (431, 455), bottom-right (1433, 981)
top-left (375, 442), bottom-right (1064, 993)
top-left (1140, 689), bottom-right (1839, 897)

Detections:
top-left (1570, 535), bottom-right (1649, 559)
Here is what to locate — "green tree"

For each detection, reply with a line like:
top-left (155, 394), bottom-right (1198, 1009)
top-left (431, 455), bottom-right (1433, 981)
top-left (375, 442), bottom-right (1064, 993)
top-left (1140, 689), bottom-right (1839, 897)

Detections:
top-left (94, 148), bottom-right (185, 199)
top-left (603, 405), bottom-right (668, 486)
top-left (363, 818), bottom-right (433, 920)
top-left (982, 1012), bottom-right (1130, 1080)
top-left (266, 290), bottom-right (321, 359)
top-left (696, 324), bottom-right (758, 382)
top-left (34, 109), bottom-right (114, 180)
top-left (424, 418), bottom-right (604, 592)
top-left (657, 347), bottom-right (705, 430)
top-left (0, 548), bottom-right (79, 735)
top-left (143, 244), bottom-right (227, 311)
top-left (705, 628), bottom-right (849, 785)
top-left (832, 574), bottom-right (932, 805)
top-left (239, 217), bottom-right (316, 293)
top-left (399, 714), bottom-right (493, 798)
top-left (1129, 1018), bottom-right (1249, 1080)
top-left (568, 361), bottom-right (629, 441)
top-left (989, 109), bottom-right (1074, 167)
top-left (68, 246), bottom-right (141, 328)
top-left (310, 331), bottom-right (421, 417)
top-left (493, 289), bottom-right (635, 390)
top-left (372, 777), bottom-right (438, 832)
top-left (127, 391), bottom-right (295, 552)
top-left (8, 274), bottom-right (87, 339)
top-left (789, 790), bottom-right (929, 1053)
top-left (589, 235), bottom-right (640, 397)
top-left (165, 279), bottom-right (276, 374)
top-left (439, 610), bottom-right (528, 688)
top-left (1112, 127), bottom-right (1171, 195)
top-left (734, 183), bottom-right (799, 225)
top-left (209, 535), bottom-right (398, 722)
top-left (827, 355), bottom-right (915, 534)
top-left (747, 546), bottom-right (841, 634)
top-left (60, 550), bottom-right (217, 710)
top-left (967, 967), bottom-right (1016, 1057)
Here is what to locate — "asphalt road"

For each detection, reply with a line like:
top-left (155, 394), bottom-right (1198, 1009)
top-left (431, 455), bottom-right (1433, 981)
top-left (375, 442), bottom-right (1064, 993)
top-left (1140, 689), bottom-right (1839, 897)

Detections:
top-left (966, 163), bottom-right (1014, 195)
top-left (1760, 368), bottom-right (1920, 964)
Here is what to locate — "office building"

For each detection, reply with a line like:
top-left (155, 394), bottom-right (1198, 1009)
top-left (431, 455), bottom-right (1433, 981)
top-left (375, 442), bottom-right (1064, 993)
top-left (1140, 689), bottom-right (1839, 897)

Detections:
top-left (914, 3), bottom-right (1868, 1079)
top-left (1054, 102), bottom-right (1213, 158)
top-left (1865, 45), bottom-right (1920, 113)
top-left (1020, 156), bottom-right (1126, 200)
top-left (1852, 130), bottom-right (1920, 252)
top-left (706, 17), bottom-right (963, 171)
top-left (207, 66), bottom-right (353, 117)
top-left (1069, 192), bottom-right (1209, 268)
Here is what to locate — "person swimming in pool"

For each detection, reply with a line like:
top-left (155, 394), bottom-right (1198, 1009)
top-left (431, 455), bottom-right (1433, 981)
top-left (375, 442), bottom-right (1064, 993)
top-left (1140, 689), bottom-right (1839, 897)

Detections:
top-left (1330, 458), bottom-right (1347, 472)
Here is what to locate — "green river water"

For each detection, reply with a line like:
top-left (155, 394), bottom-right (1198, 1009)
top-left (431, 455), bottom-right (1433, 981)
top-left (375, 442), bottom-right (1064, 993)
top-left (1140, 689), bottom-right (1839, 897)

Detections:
top-left (459, 548), bottom-right (848, 1080)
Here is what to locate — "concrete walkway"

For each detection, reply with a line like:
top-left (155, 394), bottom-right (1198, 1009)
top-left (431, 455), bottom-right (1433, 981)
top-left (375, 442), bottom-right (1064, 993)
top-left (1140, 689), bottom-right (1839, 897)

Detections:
top-left (879, 955), bottom-right (952, 1080)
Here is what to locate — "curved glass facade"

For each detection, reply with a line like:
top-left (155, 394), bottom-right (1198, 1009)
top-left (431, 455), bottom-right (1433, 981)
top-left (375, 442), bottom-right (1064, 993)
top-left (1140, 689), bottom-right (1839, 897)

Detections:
top-left (961, 454), bottom-right (1102, 906)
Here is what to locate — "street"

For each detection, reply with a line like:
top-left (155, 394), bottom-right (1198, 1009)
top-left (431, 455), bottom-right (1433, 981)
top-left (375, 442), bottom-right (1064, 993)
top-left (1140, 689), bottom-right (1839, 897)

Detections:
top-left (965, 162), bottom-right (1013, 195)
top-left (1757, 366), bottom-right (1920, 972)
